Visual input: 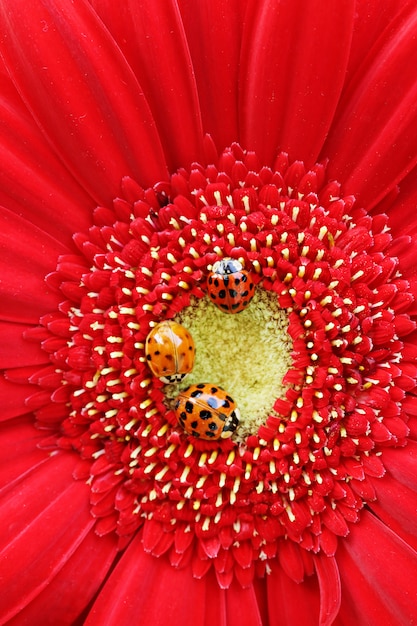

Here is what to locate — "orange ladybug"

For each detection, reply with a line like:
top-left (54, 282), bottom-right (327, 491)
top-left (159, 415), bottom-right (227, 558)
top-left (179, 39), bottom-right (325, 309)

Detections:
top-left (174, 383), bottom-right (240, 440)
top-left (145, 321), bottom-right (195, 383)
top-left (207, 258), bottom-right (255, 313)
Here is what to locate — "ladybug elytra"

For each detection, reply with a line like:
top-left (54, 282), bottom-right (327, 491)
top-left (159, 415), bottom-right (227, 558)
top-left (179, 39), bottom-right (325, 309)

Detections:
top-left (145, 321), bottom-right (195, 383)
top-left (207, 258), bottom-right (254, 313)
top-left (174, 383), bottom-right (240, 440)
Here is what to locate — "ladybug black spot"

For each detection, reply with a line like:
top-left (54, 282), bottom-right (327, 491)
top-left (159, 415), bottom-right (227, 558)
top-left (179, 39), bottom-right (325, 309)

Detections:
top-left (185, 401), bottom-right (194, 413)
top-left (218, 289), bottom-right (227, 299)
top-left (199, 409), bottom-right (212, 420)
top-left (241, 274), bottom-right (248, 283)
top-left (229, 289), bottom-right (238, 298)
top-left (241, 290), bottom-right (249, 297)
top-left (208, 422), bottom-right (218, 431)
top-left (190, 389), bottom-right (203, 398)
top-left (223, 276), bottom-right (230, 286)
top-left (210, 387), bottom-right (218, 394)
top-left (146, 354), bottom-right (152, 361)
top-left (205, 430), bottom-right (216, 437)
top-left (191, 420), bottom-right (198, 429)
top-left (196, 383), bottom-right (206, 389)
top-left (226, 395), bottom-right (234, 403)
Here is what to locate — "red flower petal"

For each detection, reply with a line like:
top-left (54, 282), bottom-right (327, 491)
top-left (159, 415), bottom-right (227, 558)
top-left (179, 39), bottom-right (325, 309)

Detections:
top-left (368, 474), bottom-right (417, 551)
top-left (381, 440), bottom-right (417, 492)
top-left (267, 563), bottom-right (320, 626)
top-left (240, 0), bottom-right (355, 166)
top-left (90, 0), bottom-right (204, 171)
top-left (85, 532), bottom-right (206, 625)
top-left (278, 540), bottom-right (305, 583)
top-left (225, 581), bottom-right (263, 626)
top-left (392, 163), bottom-right (417, 236)
top-left (0, 0), bottom-right (168, 204)
top-left (0, 323), bottom-right (48, 368)
top-left (5, 532), bottom-right (117, 626)
top-left (0, 71), bottom-right (94, 247)
top-left (337, 510), bottom-right (417, 625)
top-left (0, 452), bottom-right (94, 622)
top-left (0, 209), bottom-right (64, 323)
top-left (0, 375), bottom-right (36, 421)
top-left (178, 0), bottom-right (244, 151)
top-left (0, 416), bottom-right (47, 488)
top-left (86, 532), bottom-right (264, 626)
top-left (313, 555), bottom-right (341, 626)
top-left (345, 0), bottom-right (406, 81)
top-left (325, 4), bottom-right (417, 208)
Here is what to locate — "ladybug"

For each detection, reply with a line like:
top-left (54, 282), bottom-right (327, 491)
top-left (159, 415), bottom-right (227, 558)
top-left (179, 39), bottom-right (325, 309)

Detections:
top-left (207, 258), bottom-right (254, 313)
top-left (145, 321), bottom-right (195, 383)
top-left (174, 383), bottom-right (240, 440)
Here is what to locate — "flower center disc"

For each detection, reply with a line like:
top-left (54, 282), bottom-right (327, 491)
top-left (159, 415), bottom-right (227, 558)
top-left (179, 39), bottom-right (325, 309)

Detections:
top-left (172, 292), bottom-right (291, 440)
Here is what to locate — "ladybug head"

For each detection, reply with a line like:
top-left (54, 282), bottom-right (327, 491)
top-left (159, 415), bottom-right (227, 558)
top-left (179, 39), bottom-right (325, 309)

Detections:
top-left (212, 258), bottom-right (243, 275)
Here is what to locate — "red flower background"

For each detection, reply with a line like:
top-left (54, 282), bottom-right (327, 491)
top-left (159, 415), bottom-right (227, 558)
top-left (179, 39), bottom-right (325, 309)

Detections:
top-left (1, 1), bottom-right (417, 625)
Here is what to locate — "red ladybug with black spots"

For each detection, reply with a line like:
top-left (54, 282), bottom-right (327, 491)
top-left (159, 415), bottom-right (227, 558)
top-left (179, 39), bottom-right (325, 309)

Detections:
top-left (207, 258), bottom-right (254, 313)
top-left (145, 321), bottom-right (195, 383)
top-left (174, 383), bottom-right (240, 440)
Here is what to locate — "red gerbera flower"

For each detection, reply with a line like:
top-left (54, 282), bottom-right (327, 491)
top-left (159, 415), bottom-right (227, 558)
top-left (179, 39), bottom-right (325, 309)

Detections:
top-left (1, 1), bottom-right (417, 625)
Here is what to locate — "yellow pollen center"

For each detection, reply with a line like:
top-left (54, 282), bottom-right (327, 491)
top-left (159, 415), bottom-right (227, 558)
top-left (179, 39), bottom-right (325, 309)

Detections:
top-left (169, 289), bottom-right (292, 440)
